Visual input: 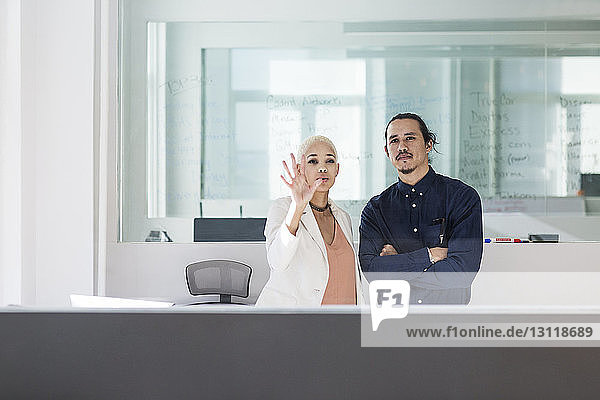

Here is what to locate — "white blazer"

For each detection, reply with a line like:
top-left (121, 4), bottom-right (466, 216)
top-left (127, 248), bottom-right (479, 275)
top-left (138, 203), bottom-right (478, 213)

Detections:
top-left (255, 196), bottom-right (367, 307)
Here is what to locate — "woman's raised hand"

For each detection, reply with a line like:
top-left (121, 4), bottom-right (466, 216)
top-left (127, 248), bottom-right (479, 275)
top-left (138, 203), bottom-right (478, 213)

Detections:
top-left (280, 153), bottom-right (322, 211)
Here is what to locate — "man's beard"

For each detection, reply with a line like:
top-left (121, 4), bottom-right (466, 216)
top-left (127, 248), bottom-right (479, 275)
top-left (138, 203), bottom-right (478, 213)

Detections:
top-left (399, 166), bottom-right (416, 174)
top-left (395, 152), bottom-right (416, 174)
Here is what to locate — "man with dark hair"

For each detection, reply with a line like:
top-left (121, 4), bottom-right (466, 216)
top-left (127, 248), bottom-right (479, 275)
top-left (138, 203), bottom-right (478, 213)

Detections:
top-left (359, 113), bottom-right (482, 304)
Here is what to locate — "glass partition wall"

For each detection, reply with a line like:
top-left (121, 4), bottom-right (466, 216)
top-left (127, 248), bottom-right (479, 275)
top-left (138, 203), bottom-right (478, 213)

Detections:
top-left (120, 16), bottom-right (600, 242)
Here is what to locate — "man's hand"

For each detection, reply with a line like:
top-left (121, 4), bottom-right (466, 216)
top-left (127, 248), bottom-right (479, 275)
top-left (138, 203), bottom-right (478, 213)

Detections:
top-left (379, 244), bottom-right (398, 256)
top-left (379, 244), bottom-right (447, 262)
top-left (429, 247), bottom-right (448, 263)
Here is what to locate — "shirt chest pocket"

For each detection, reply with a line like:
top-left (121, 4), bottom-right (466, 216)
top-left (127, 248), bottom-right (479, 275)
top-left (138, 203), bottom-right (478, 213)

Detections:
top-left (421, 224), bottom-right (444, 248)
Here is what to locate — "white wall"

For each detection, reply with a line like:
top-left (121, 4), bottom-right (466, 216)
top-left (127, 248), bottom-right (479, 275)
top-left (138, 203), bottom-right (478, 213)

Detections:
top-left (0, 0), bottom-right (96, 306)
top-left (0, 0), bottom-right (23, 305)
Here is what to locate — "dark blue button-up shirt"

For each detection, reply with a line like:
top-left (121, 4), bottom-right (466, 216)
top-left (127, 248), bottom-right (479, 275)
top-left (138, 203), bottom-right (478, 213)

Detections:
top-left (359, 167), bottom-right (483, 304)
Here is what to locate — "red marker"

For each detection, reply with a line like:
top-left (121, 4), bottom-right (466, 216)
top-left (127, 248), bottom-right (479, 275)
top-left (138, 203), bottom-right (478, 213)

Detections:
top-left (484, 238), bottom-right (528, 243)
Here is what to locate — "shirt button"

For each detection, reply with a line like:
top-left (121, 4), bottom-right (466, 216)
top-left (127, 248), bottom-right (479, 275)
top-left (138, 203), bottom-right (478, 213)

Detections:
top-left (417, 299), bottom-right (423, 304)
top-left (405, 194), bottom-right (409, 198)
top-left (419, 192), bottom-right (423, 196)
top-left (413, 228), bottom-right (418, 232)
top-left (412, 203), bottom-right (416, 208)
top-left (411, 188), bottom-right (415, 192)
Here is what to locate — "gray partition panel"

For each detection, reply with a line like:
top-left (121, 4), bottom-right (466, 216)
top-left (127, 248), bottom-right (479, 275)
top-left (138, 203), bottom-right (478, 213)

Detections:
top-left (0, 312), bottom-right (599, 399)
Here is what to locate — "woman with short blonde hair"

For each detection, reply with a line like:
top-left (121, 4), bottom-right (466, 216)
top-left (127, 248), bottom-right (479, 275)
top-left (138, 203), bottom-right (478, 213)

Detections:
top-left (256, 136), bottom-right (366, 306)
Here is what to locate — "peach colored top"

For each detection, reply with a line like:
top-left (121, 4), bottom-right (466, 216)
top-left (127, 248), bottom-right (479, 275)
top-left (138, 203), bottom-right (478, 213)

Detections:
top-left (321, 221), bottom-right (357, 305)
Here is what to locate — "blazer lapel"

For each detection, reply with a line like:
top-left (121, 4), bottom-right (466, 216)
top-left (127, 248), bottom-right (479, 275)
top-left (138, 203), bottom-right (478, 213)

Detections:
top-left (299, 204), bottom-right (327, 259)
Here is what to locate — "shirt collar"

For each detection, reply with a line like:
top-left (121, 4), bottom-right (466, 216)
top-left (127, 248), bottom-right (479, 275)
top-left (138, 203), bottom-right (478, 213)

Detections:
top-left (396, 166), bottom-right (437, 196)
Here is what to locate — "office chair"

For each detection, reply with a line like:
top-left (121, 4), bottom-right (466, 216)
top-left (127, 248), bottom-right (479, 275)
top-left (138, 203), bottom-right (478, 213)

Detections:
top-left (185, 260), bottom-right (252, 304)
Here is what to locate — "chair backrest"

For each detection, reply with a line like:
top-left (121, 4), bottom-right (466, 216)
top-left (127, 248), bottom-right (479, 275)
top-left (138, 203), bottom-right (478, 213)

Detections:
top-left (185, 260), bottom-right (252, 303)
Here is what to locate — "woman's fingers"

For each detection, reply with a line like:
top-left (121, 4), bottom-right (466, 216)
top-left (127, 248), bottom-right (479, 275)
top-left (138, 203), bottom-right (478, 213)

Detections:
top-left (280, 174), bottom-right (292, 188)
top-left (299, 154), bottom-right (306, 177)
top-left (289, 153), bottom-right (298, 176)
top-left (282, 159), bottom-right (293, 180)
